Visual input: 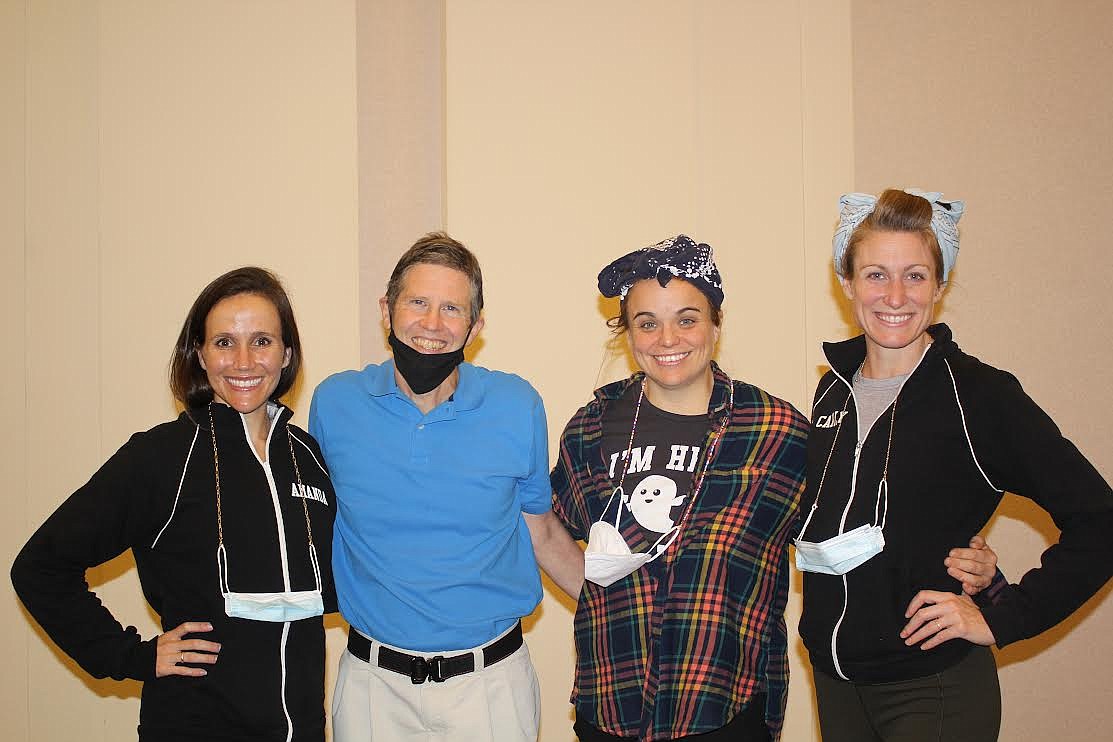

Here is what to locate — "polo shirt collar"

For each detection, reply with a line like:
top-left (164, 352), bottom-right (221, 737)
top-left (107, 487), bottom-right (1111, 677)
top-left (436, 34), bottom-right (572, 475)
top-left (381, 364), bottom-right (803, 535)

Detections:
top-left (365, 359), bottom-right (484, 412)
top-left (365, 360), bottom-right (400, 397)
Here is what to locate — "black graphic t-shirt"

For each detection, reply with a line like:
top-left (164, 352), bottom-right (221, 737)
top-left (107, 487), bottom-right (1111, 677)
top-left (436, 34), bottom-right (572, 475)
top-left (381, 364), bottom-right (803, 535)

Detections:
top-left (600, 386), bottom-right (709, 581)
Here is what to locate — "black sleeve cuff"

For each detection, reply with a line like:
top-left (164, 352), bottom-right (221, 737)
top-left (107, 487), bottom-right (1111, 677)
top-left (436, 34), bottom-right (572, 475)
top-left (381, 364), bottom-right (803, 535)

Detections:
top-left (120, 634), bottom-right (158, 681)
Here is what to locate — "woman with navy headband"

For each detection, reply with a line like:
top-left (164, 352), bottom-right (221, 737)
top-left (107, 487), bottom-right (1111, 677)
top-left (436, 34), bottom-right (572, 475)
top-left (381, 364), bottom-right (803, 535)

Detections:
top-left (550, 235), bottom-right (809, 741)
top-left (797, 188), bottom-right (1113, 740)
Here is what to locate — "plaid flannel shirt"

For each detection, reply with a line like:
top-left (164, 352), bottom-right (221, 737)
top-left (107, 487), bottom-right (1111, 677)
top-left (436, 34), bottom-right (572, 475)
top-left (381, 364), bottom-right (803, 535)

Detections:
top-left (551, 364), bottom-right (807, 741)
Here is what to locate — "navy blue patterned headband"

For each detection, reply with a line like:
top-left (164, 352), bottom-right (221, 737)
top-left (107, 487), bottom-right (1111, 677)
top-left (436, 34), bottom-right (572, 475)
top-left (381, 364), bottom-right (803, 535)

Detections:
top-left (597, 234), bottom-right (724, 308)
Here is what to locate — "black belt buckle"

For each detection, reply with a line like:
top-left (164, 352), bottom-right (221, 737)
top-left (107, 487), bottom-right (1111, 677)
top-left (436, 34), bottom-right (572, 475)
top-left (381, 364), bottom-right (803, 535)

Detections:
top-left (410, 654), bottom-right (447, 684)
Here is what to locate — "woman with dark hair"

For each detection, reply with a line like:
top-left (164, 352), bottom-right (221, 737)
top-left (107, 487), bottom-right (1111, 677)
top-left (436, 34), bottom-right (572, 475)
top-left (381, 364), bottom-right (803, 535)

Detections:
top-left (798, 189), bottom-right (1113, 740)
top-left (550, 236), bottom-right (810, 741)
top-left (12, 267), bottom-right (335, 741)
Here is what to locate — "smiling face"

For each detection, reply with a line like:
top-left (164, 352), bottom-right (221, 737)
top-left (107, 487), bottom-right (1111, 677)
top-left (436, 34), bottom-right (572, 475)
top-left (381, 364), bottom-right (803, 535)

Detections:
top-left (198, 292), bottom-right (291, 427)
top-left (625, 278), bottom-right (720, 409)
top-left (380, 262), bottom-right (483, 356)
top-left (840, 230), bottom-right (945, 375)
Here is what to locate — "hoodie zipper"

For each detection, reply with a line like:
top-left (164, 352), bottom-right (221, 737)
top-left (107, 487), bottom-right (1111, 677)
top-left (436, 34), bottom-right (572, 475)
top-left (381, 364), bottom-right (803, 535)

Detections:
top-left (237, 408), bottom-right (295, 741)
top-left (826, 347), bottom-right (930, 681)
top-left (240, 409), bottom-right (293, 590)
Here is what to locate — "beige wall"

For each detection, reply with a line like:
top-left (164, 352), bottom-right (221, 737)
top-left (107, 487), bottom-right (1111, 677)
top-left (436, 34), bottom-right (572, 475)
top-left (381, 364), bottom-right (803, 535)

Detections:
top-left (6, 1), bottom-right (359, 739)
top-left (6, 1), bottom-right (1111, 741)
top-left (853, 2), bottom-right (1113, 739)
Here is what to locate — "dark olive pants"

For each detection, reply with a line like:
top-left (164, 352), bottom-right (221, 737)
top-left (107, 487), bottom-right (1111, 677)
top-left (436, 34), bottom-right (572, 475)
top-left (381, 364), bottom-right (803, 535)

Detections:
top-left (813, 646), bottom-right (1001, 742)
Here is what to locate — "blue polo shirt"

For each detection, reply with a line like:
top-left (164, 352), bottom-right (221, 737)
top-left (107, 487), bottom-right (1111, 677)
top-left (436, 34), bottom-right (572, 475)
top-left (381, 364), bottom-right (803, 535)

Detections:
top-left (309, 361), bottom-right (550, 651)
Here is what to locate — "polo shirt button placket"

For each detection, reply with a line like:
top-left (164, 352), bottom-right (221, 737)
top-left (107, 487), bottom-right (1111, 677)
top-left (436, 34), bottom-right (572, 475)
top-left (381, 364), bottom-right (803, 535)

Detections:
top-left (411, 420), bottom-right (429, 465)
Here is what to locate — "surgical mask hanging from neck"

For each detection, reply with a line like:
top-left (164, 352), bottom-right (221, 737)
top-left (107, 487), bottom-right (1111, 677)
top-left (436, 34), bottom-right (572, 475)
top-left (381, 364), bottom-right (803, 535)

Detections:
top-left (208, 405), bottom-right (325, 622)
top-left (794, 499), bottom-right (886, 575)
top-left (218, 543), bottom-right (325, 621)
top-left (584, 486), bottom-right (680, 587)
top-left (388, 328), bottom-right (469, 395)
top-left (584, 379), bottom-right (733, 587)
top-left (794, 391), bottom-right (893, 576)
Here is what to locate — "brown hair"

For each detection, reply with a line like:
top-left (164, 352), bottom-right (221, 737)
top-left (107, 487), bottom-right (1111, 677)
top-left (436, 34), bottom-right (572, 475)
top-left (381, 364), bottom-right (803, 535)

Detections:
top-left (840, 189), bottom-right (944, 283)
top-left (385, 232), bottom-right (484, 324)
top-left (169, 267), bottom-right (302, 409)
top-left (606, 277), bottom-right (723, 334)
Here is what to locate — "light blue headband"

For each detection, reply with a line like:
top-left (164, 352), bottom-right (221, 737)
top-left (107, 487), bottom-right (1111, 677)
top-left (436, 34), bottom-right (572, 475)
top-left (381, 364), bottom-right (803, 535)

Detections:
top-left (832, 188), bottom-right (965, 280)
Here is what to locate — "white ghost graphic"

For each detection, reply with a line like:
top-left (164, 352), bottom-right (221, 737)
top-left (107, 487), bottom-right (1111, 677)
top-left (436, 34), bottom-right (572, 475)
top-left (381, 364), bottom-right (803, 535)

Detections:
top-left (624, 474), bottom-right (686, 533)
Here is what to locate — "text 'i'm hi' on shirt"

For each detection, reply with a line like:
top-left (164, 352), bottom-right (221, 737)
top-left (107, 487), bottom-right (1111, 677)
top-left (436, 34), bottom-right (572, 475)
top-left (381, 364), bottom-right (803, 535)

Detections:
top-left (600, 387), bottom-right (709, 582)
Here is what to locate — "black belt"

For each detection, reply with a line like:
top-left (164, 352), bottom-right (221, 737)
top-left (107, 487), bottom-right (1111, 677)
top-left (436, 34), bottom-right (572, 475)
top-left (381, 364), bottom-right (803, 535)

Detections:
top-left (346, 622), bottom-right (523, 685)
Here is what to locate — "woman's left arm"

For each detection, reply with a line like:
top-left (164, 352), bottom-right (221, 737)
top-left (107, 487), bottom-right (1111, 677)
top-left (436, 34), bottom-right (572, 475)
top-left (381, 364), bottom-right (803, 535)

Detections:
top-left (908, 367), bottom-right (1113, 649)
top-left (978, 371), bottom-right (1113, 646)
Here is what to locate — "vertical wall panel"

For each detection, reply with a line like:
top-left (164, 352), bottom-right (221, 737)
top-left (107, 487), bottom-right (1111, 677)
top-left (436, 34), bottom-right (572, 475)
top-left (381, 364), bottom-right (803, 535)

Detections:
top-left (356, 0), bottom-right (446, 365)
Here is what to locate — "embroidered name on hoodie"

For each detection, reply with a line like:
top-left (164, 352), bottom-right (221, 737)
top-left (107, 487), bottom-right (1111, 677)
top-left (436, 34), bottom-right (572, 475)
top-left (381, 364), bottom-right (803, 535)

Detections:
top-left (291, 482), bottom-right (329, 506)
top-left (814, 410), bottom-right (848, 429)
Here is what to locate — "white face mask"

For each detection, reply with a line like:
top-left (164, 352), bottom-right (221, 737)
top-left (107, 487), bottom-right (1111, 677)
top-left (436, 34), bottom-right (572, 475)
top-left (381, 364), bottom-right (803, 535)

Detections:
top-left (587, 520), bottom-right (672, 587)
top-left (584, 500), bottom-right (678, 587)
top-left (584, 379), bottom-right (734, 588)
top-left (795, 478), bottom-right (888, 576)
top-left (218, 543), bottom-right (324, 622)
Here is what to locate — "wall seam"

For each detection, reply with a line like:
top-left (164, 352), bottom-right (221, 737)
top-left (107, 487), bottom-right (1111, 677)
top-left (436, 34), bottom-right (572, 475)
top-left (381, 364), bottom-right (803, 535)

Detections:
top-left (438, 0), bottom-right (447, 230)
top-left (798, 0), bottom-right (810, 409)
top-left (20, 0), bottom-right (31, 738)
top-left (95, 0), bottom-right (104, 467)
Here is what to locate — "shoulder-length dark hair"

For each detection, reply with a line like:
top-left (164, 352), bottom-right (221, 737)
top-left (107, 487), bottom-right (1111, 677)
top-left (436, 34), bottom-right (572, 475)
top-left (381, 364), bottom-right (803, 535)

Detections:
top-left (169, 267), bottom-right (302, 409)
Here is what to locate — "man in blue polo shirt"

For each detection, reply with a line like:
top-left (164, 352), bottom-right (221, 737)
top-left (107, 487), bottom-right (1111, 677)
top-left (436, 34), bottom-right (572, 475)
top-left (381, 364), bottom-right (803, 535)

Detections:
top-left (309, 232), bottom-right (583, 741)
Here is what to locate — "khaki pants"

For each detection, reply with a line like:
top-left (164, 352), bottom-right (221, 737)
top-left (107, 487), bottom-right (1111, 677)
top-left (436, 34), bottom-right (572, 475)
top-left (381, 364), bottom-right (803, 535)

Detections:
top-left (332, 628), bottom-right (541, 742)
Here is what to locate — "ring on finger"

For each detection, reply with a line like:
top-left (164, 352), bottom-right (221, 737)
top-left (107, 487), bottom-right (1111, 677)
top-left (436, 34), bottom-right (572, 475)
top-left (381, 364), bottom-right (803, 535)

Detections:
top-left (180, 651), bottom-right (185, 664)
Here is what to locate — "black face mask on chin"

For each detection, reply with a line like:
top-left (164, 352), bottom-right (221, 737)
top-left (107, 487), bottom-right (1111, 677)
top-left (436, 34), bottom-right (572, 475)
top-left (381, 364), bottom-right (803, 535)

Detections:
top-left (387, 329), bottom-right (469, 395)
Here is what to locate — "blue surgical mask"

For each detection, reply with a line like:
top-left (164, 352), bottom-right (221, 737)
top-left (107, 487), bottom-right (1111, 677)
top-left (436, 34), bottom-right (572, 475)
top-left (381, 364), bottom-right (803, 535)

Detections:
top-left (223, 588), bottom-right (324, 622)
top-left (795, 522), bottom-right (885, 575)
top-left (218, 543), bottom-right (324, 622)
top-left (795, 478), bottom-right (888, 576)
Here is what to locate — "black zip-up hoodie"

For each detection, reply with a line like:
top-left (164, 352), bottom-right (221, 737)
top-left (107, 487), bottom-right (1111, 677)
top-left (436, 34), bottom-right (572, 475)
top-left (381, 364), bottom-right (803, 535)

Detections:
top-left (798, 324), bottom-right (1113, 683)
top-left (12, 403), bottom-right (336, 741)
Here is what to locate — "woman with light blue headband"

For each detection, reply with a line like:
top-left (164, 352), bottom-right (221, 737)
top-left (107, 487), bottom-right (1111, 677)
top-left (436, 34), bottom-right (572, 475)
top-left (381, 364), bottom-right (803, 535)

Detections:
top-left (796, 188), bottom-right (1113, 740)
